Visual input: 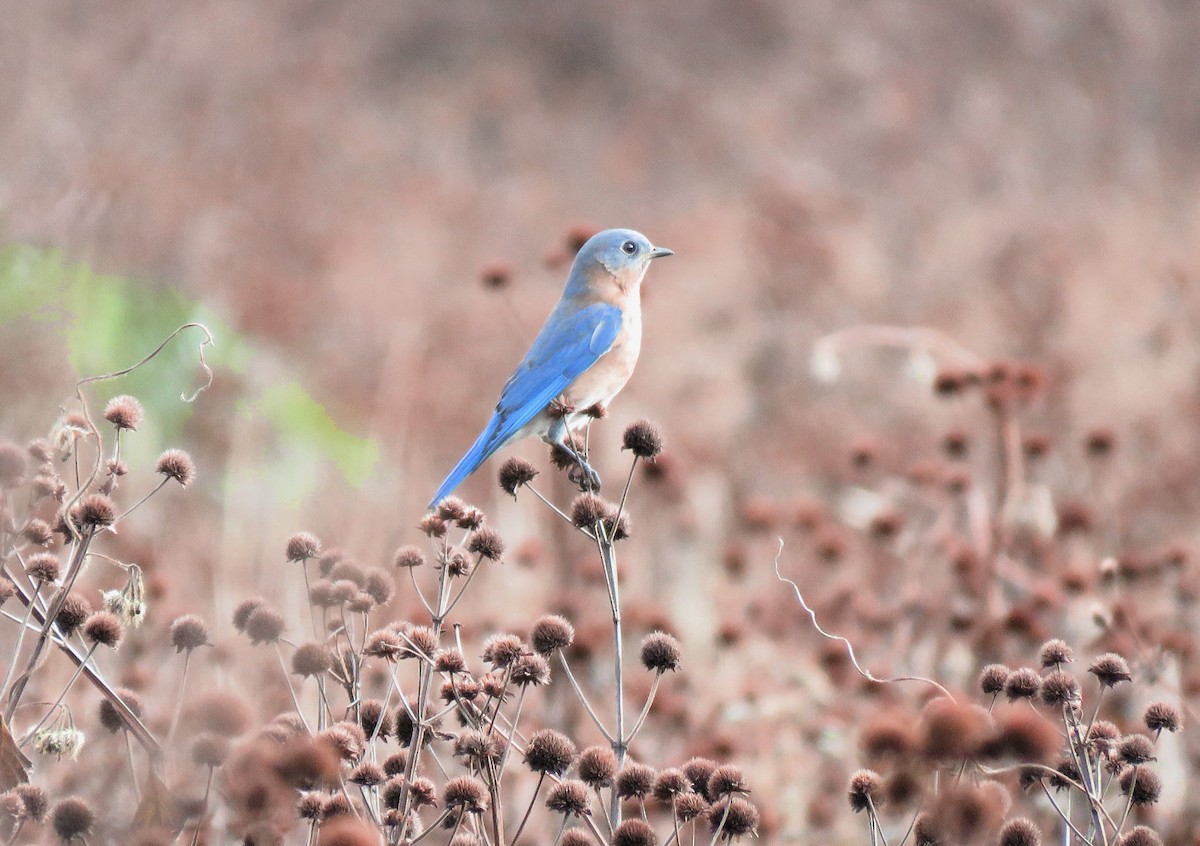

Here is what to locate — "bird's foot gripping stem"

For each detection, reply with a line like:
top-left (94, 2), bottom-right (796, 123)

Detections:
top-left (549, 419), bottom-right (602, 493)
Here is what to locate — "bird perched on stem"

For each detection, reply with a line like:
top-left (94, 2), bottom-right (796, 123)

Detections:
top-left (430, 228), bottom-right (673, 508)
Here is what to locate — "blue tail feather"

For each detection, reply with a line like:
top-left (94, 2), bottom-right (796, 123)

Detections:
top-left (428, 413), bottom-right (505, 509)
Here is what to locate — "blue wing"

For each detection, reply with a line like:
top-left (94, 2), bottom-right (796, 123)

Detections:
top-left (429, 302), bottom-right (623, 507)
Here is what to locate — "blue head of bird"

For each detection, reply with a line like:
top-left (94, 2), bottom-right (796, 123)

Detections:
top-left (566, 228), bottom-right (673, 300)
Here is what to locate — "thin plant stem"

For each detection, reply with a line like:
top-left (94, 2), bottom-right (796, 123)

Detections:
top-left (114, 477), bottom-right (169, 523)
top-left (556, 652), bottom-right (614, 742)
top-left (20, 643), bottom-right (98, 745)
top-left (510, 772), bottom-right (547, 845)
top-left (167, 649), bottom-right (193, 742)
top-left (272, 643), bottom-right (313, 734)
top-left (625, 673), bottom-right (663, 742)
top-left (0, 583), bottom-right (39, 699)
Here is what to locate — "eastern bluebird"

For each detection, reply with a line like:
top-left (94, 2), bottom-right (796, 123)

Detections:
top-left (429, 228), bottom-right (673, 508)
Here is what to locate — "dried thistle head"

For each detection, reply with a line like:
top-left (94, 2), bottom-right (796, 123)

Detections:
top-left (103, 395), bottom-right (144, 431)
top-left (156, 448), bottom-right (196, 486)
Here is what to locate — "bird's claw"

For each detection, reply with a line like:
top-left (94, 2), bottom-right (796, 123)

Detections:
top-left (568, 462), bottom-right (602, 493)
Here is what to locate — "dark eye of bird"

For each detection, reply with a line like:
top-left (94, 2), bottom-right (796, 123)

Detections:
top-left (621, 240), bottom-right (637, 255)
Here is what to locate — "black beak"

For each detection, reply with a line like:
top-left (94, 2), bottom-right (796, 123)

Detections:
top-left (649, 246), bottom-right (674, 259)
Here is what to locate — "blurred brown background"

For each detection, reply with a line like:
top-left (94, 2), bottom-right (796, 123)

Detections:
top-left (3, 2), bottom-right (1200, 840)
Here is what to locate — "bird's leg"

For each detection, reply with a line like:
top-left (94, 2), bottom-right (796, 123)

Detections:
top-left (548, 417), bottom-right (601, 493)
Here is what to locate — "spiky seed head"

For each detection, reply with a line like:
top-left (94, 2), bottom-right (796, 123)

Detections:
top-left (232, 597), bottom-right (266, 632)
top-left (13, 784), bottom-right (48, 823)
top-left (328, 559), bottom-right (365, 587)
top-left (170, 614), bottom-right (210, 652)
top-left (1039, 671), bottom-right (1080, 707)
top-left (498, 457), bottom-right (539, 496)
top-left (1118, 735), bottom-right (1156, 765)
top-left (348, 761), bottom-right (385, 787)
top-left (622, 420), bottom-right (664, 459)
top-left (706, 765), bottom-right (749, 799)
top-left (1115, 827), bottom-right (1164, 846)
top-left (292, 643), bottom-right (333, 677)
top-left (1088, 653), bottom-right (1132, 687)
top-left (363, 567), bottom-right (393, 605)
top-left (97, 687), bottom-right (142, 733)
top-left (651, 768), bottom-right (691, 802)
top-left (616, 762), bottom-right (656, 798)
top-left (578, 745), bottom-right (618, 787)
top-left (467, 527), bottom-right (504, 561)
top-left (1004, 667), bottom-right (1041, 701)
top-left (546, 780), bottom-right (591, 816)
top-left (1038, 639), bottom-right (1074, 668)
top-left (682, 757), bottom-right (719, 796)
top-left (530, 615), bottom-right (575, 654)
top-left (848, 769), bottom-right (882, 812)
top-left (612, 819), bottom-right (656, 846)
top-left (523, 729), bottom-right (576, 775)
top-left (156, 449), bottom-right (196, 486)
top-left (640, 631), bottom-right (682, 673)
top-left (418, 513), bottom-right (446, 537)
top-left (244, 606), bottom-right (285, 644)
top-left (1118, 765), bottom-right (1162, 805)
top-left (191, 733), bottom-right (230, 768)
top-left (77, 493), bottom-right (116, 529)
top-left (103, 395), bottom-right (144, 431)
top-left (570, 493), bottom-right (606, 529)
top-left (54, 593), bottom-right (91, 636)
top-left (358, 699), bottom-right (393, 741)
top-left (286, 532), bottom-right (321, 561)
top-left (707, 797), bottom-right (759, 840)
top-left (1143, 702), bottom-right (1181, 733)
top-left (402, 625), bottom-right (438, 660)
top-left (482, 633), bottom-right (526, 668)
top-left (393, 546), bottom-right (426, 569)
top-left (434, 648), bottom-right (467, 673)
top-left (979, 664), bottom-right (1011, 695)
top-left (998, 817), bottom-right (1042, 846)
top-left (51, 797), bottom-right (94, 840)
top-left (83, 611), bottom-right (123, 648)
top-left (296, 791), bottom-right (324, 820)
top-left (443, 776), bottom-right (488, 813)
top-left (316, 548), bottom-right (343, 576)
top-left (22, 518), bottom-right (53, 547)
top-left (675, 792), bottom-right (710, 822)
top-left (510, 653), bottom-right (551, 686)
top-left (25, 552), bottom-right (61, 585)
top-left (561, 830), bottom-right (592, 846)
top-left (382, 751), bottom-right (408, 777)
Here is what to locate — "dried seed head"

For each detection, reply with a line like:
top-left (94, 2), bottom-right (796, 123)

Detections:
top-left (1004, 667), bottom-right (1041, 701)
top-left (546, 779), bottom-right (591, 816)
top-left (443, 776), bottom-right (488, 813)
top-left (418, 513), bottom-right (447, 537)
top-left (1115, 827), bottom-right (1164, 846)
top-left (675, 792), bottom-right (710, 822)
top-left (561, 830), bottom-right (592, 846)
top-left (320, 722), bottom-right (367, 763)
top-left (244, 606), bottom-right (285, 644)
top-left (402, 625), bottom-right (438, 660)
top-left (13, 784), bottom-right (48, 823)
top-left (286, 532), bottom-right (321, 562)
top-left (498, 457), bottom-right (539, 496)
top-left (349, 761), bottom-right (385, 787)
top-left (616, 762), bottom-right (656, 798)
top-left (191, 732), bottom-right (230, 768)
top-left (510, 653), bottom-right (551, 686)
top-left (22, 518), bottom-right (53, 547)
top-left (1038, 639), bottom-right (1074, 668)
top-left (297, 791), bottom-right (324, 820)
top-left (184, 691), bottom-right (252, 736)
top-left (437, 496), bottom-right (468, 522)
top-left (578, 745), bottom-right (618, 787)
top-left (97, 687), bottom-right (142, 733)
top-left (482, 633), bottom-right (527, 668)
top-left (170, 614), bottom-right (210, 652)
top-left (919, 700), bottom-right (990, 761)
top-left (358, 699), bottom-right (393, 741)
top-left (467, 527), bottom-right (504, 561)
top-left (611, 819), bottom-right (655, 846)
top-left (434, 648), bottom-right (467, 673)
top-left (706, 765), bottom-right (749, 799)
top-left (232, 597), bottom-right (266, 632)
top-left (454, 730), bottom-right (505, 768)
top-left (651, 768), bottom-right (691, 802)
top-left (83, 611), bottom-right (123, 648)
top-left (524, 729), bottom-right (577, 775)
top-left (1118, 765), bottom-right (1162, 805)
top-left (998, 817), bottom-right (1042, 846)
top-left (640, 631), bottom-right (682, 673)
top-left (25, 552), bottom-right (61, 585)
top-left (682, 757), bottom-right (719, 796)
top-left (393, 546), bottom-right (426, 569)
top-left (848, 769), bottom-right (882, 812)
top-left (103, 395), bottom-right (144, 431)
top-left (1118, 734), bottom-right (1156, 765)
top-left (979, 664), bottom-right (1011, 696)
top-left (1088, 653), bottom-right (1132, 687)
top-left (363, 629), bottom-right (405, 662)
top-left (1143, 702), bottom-right (1181, 734)
top-left (622, 420), bottom-right (664, 459)
top-left (363, 567), bottom-right (393, 605)
top-left (989, 708), bottom-right (1060, 763)
top-left (1039, 671), bottom-right (1081, 707)
top-left (570, 493), bottom-right (606, 529)
top-left (322, 793), bottom-right (353, 818)
top-left (316, 548), bottom-right (344, 576)
top-left (292, 643), bottom-right (333, 677)
top-left (531, 615), bottom-right (575, 654)
top-left (77, 493), bottom-right (116, 529)
top-left (54, 593), bottom-right (92, 636)
top-left (329, 559), bottom-right (365, 587)
top-left (51, 797), bottom-right (94, 840)
top-left (382, 751), bottom-right (408, 777)
top-left (707, 796), bottom-right (759, 840)
top-left (156, 448), bottom-right (196, 486)
top-left (0, 578), bottom-right (13, 608)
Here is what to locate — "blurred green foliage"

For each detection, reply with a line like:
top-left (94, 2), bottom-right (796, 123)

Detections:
top-left (0, 245), bottom-right (378, 497)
